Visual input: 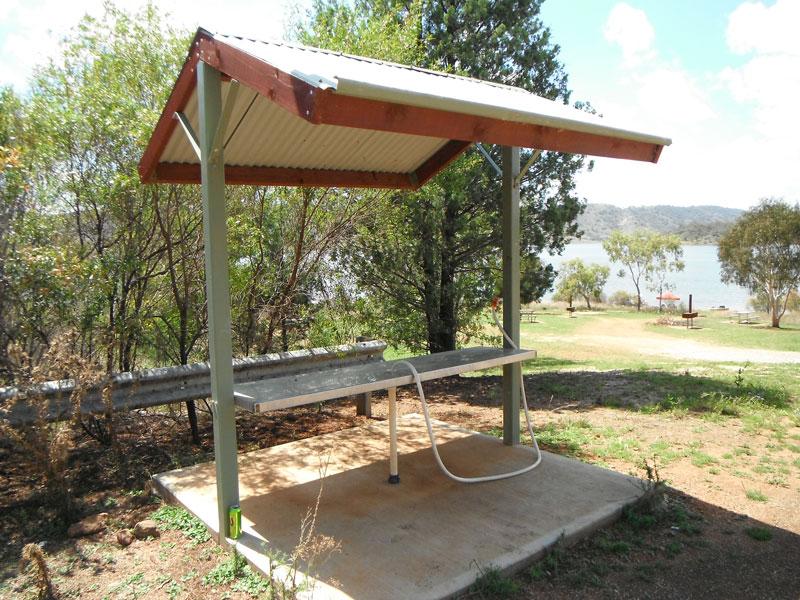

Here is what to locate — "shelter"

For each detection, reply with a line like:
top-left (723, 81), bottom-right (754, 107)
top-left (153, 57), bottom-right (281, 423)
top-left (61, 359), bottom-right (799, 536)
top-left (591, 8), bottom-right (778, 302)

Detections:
top-left (139, 27), bottom-right (670, 548)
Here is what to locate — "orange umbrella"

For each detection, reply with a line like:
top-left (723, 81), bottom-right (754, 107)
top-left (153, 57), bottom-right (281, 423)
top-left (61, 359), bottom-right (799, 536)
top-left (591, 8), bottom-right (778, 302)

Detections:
top-left (656, 291), bottom-right (680, 301)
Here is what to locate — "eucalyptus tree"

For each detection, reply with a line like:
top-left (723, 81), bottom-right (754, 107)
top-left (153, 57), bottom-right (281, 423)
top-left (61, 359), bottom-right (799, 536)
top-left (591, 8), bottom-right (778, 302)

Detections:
top-left (26, 5), bottom-right (190, 372)
top-left (298, 0), bottom-right (587, 352)
top-left (719, 199), bottom-right (800, 327)
top-left (554, 259), bottom-right (609, 309)
top-left (603, 229), bottom-right (683, 311)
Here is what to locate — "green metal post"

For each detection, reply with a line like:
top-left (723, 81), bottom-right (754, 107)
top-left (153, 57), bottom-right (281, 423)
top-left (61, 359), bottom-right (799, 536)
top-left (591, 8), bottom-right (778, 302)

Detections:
top-left (501, 146), bottom-right (521, 446)
top-left (198, 61), bottom-right (239, 539)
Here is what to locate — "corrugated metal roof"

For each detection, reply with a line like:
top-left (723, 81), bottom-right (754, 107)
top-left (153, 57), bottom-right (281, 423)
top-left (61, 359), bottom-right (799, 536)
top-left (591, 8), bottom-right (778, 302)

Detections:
top-left (139, 28), bottom-right (671, 187)
top-left (161, 81), bottom-right (449, 173)
top-left (216, 33), bottom-right (672, 148)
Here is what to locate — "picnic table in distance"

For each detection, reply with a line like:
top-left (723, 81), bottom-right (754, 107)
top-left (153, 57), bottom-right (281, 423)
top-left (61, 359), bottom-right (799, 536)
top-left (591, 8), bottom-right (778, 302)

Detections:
top-left (735, 311), bottom-right (759, 324)
top-left (520, 309), bottom-right (538, 323)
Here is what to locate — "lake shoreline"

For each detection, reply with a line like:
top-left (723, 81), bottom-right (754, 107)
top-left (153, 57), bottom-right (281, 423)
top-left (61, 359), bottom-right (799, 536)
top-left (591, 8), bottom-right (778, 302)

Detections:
top-left (545, 242), bottom-right (751, 310)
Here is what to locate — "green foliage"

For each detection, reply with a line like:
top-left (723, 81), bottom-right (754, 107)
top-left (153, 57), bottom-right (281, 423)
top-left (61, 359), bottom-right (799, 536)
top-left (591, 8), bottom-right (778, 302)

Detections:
top-left (202, 550), bottom-right (270, 596)
top-left (622, 504), bottom-right (657, 531)
top-left (470, 564), bottom-right (519, 599)
top-left (2, 4), bottom-right (378, 381)
top-left (609, 290), bottom-right (637, 307)
top-left (152, 505), bottom-right (211, 546)
top-left (745, 489), bottom-right (768, 502)
top-left (602, 230), bottom-right (684, 311)
top-left (719, 199), bottom-right (800, 327)
top-left (744, 526), bottom-right (773, 541)
top-left (554, 258), bottom-right (609, 309)
top-left (17, 4), bottom-right (192, 373)
top-left (297, 0), bottom-right (425, 65)
top-left (0, 86), bottom-right (33, 376)
top-left (298, 0), bottom-right (586, 353)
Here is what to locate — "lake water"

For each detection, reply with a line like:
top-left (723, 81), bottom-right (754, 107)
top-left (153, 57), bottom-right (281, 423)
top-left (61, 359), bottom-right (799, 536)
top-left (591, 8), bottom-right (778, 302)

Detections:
top-left (544, 242), bottom-right (751, 310)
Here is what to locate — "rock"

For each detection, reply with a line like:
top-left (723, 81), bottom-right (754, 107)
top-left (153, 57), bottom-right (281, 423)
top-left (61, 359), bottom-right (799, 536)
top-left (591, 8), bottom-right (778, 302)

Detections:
top-left (133, 519), bottom-right (159, 540)
top-left (116, 529), bottom-right (135, 547)
top-left (67, 513), bottom-right (109, 538)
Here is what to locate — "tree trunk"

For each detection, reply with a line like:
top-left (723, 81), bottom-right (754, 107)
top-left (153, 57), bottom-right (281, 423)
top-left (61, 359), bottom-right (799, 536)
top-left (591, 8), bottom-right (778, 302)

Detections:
top-left (436, 193), bottom-right (459, 352)
top-left (419, 205), bottom-right (443, 353)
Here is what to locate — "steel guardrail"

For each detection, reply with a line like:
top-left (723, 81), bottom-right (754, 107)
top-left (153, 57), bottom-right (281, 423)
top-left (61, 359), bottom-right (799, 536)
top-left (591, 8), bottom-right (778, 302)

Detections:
top-left (0, 341), bottom-right (386, 426)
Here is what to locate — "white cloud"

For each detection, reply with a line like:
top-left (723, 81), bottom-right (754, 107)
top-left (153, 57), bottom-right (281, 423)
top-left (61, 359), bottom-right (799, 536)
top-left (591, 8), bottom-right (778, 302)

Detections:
top-left (726, 0), bottom-right (800, 56)
top-left (573, 1), bottom-right (800, 210)
top-left (0, 0), bottom-right (302, 92)
top-left (602, 3), bottom-right (656, 66)
top-left (721, 0), bottom-right (800, 144)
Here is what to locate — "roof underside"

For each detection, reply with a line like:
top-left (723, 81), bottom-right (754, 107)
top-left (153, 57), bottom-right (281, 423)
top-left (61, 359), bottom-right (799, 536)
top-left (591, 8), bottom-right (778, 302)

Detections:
top-left (139, 29), bottom-right (671, 189)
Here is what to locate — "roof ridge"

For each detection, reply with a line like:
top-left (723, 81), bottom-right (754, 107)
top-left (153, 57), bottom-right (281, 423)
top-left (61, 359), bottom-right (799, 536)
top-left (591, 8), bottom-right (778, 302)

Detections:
top-left (212, 32), bottom-right (539, 98)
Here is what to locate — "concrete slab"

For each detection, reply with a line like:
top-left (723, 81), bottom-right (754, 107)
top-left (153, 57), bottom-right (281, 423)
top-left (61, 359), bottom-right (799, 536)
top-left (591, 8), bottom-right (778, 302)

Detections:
top-left (153, 415), bottom-right (644, 599)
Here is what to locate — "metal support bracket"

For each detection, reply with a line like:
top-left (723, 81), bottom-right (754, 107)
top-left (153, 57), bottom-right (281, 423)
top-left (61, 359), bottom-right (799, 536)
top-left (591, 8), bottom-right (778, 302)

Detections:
top-left (210, 79), bottom-right (240, 163)
top-left (514, 149), bottom-right (541, 188)
top-left (174, 112), bottom-right (201, 160)
top-left (175, 80), bottom-right (241, 165)
top-left (475, 143), bottom-right (502, 176)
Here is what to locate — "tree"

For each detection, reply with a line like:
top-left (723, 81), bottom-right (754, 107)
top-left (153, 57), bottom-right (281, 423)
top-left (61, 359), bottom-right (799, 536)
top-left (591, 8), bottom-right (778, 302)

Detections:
top-left (27, 4), bottom-right (190, 372)
top-left (227, 186), bottom-right (375, 355)
top-left (554, 259), bottom-right (609, 309)
top-left (647, 240), bottom-right (685, 311)
top-left (0, 86), bottom-right (30, 378)
top-left (298, 0), bottom-right (587, 352)
top-left (718, 199), bottom-right (800, 328)
top-left (602, 230), bottom-right (684, 311)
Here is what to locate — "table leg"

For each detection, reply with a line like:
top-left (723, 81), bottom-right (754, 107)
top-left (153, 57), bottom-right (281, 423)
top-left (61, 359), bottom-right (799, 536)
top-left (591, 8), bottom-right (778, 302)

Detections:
top-left (388, 386), bottom-right (399, 484)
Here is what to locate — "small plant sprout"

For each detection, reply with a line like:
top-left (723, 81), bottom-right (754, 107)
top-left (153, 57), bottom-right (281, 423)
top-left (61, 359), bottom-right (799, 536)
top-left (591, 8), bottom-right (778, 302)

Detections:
top-left (745, 488), bottom-right (768, 502)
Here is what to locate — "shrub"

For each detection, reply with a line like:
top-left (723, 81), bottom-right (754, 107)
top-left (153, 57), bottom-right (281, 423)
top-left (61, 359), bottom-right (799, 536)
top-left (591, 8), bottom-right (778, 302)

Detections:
top-left (0, 333), bottom-right (109, 523)
top-left (608, 290), bottom-right (637, 307)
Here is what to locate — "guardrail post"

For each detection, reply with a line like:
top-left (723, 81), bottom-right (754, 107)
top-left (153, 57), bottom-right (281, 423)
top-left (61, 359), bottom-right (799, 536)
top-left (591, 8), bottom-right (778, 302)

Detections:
top-left (501, 146), bottom-right (521, 446)
top-left (355, 392), bottom-right (372, 417)
top-left (199, 61), bottom-right (239, 541)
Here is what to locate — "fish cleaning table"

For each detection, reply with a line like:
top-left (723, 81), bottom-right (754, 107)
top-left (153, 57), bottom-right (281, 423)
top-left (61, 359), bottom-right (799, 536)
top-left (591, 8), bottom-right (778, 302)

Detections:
top-left (234, 346), bottom-right (537, 481)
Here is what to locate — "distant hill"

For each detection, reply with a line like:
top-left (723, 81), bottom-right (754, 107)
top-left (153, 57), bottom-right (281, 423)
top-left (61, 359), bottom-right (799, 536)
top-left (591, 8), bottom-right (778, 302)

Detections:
top-left (576, 204), bottom-right (743, 244)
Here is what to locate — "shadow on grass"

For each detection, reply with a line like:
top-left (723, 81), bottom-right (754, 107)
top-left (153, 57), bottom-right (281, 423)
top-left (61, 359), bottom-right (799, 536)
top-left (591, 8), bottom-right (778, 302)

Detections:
top-left (423, 367), bottom-right (792, 422)
top-left (509, 487), bottom-right (800, 600)
top-left (532, 368), bottom-right (791, 414)
top-left (525, 356), bottom-right (583, 370)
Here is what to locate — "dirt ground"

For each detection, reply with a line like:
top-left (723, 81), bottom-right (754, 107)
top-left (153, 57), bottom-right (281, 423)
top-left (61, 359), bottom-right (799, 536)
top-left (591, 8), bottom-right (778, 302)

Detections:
top-left (2, 372), bottom-right (799, 599)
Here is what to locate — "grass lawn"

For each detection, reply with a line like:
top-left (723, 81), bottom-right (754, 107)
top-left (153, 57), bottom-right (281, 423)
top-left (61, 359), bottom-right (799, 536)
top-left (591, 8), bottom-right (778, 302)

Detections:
top-left (645, 309), bottom-right (800, 352)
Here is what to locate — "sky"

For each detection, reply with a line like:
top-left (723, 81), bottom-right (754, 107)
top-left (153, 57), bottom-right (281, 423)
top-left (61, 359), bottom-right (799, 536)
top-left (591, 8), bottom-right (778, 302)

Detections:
top-left (1, 0), bottom-right (798, 211)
